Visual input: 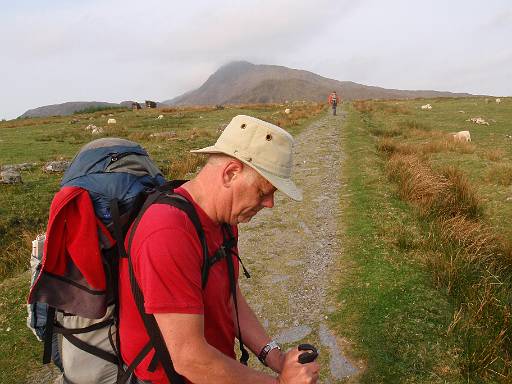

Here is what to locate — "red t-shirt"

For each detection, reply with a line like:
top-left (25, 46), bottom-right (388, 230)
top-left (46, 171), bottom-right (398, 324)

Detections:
top-left (118, 187), bottom-right (239, 383)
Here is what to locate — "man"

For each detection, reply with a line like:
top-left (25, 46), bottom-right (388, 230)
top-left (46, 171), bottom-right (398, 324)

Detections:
top-left (328, 91), bottom-right (340, 116)
top-left (118, 115), bottom-right (319, 383)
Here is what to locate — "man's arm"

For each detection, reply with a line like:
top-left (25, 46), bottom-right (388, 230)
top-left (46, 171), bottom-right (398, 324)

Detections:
top-left (155, 312), bottom-right (320, 384)
top-left (233, 284), bottom-right (285, 373)
top-left (155, 312), bottom-right (277, 384)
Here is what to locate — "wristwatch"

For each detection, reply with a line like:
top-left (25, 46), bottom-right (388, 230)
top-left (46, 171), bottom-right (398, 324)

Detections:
top-left (258, 340), bottom-right (281, 366)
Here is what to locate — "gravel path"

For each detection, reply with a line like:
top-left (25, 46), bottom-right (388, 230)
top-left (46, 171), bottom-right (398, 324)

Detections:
top-left (26, 110), bottom-right (357, 384)
top-left (239, 110), bottom-right (358, 383)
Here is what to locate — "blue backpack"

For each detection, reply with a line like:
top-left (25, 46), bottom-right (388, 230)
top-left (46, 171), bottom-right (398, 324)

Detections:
top-left (27, 137), bottom-right (249, 384)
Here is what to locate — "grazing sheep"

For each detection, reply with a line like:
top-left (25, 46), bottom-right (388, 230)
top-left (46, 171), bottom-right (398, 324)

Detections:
top-left (107, 118), bottom-right (117, 124)
top-left (157, 115), bottom-right (164, 119)
top-left (85, 124), bottom-right (97, 131)
top-left (467, 117), bottom-right (489, 125)
top-left (496, 98), bottom-right (501, 104)
top-left (452, 130), bottom-right (471, 142)
top-left (284, 108), bottom-right (291, 114)
top-left (421, 104), bottom-right (432, 110)
top-left (92, 126), bottom-right (104, 135)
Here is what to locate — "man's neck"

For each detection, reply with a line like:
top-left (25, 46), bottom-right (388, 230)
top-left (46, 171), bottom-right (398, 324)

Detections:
top-left (181, 178), bottom-right (222, 224)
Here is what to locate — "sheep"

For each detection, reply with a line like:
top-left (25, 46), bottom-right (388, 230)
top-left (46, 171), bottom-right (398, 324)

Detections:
top-left (91, 126), bottom-right (104, 135)
top-left (421, 104), bottom-right (432, 110)
top-left (452, 130), bottom-right (471, 142)
top-left (284, 108), bottom-right (291, 114)
top-left (157, 115), bottom-right (164, 119)
top-left (467, 117), bottom-right (489, 125)
top-left (107, 118), bottom-right (117, 124)
top-left (496, 98), bottom-right (501, 104)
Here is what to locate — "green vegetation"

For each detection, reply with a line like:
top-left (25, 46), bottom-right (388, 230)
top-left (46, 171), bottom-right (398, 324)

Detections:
top-left (73, 105), bottom-right (127, 114)
top-left (334, 98), bottom-right (512, 383)
top-left (0, 102), bottom-right (325, 384)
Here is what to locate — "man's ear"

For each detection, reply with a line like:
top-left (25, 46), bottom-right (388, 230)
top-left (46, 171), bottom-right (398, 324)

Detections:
top-left (222, 160), bottom-right (244, 186)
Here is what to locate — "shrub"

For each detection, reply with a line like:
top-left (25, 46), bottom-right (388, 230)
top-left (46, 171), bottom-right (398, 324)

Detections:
top-left (485, 164), bottom-right (512, 186)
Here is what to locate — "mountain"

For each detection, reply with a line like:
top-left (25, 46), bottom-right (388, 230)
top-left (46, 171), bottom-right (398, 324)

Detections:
top-left (19, 101), bottom-right (123, 118)
top-left (164, 61), bottom-right (473, 105)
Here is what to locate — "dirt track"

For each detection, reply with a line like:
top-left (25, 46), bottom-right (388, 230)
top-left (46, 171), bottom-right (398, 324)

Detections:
top-left (239, 109), bottom-right (359, 383)
top-left (26, 109), bottom-right (356, 384)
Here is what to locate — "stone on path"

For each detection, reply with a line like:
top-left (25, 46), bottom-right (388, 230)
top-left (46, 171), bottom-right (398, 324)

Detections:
top-left (275, 325), bottom-right (312, 344)
top-left (319, 323), bottom-right (358, 379)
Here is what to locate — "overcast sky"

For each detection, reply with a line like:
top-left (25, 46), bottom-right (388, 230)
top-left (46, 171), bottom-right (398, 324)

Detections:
top-left (1, 0), bottom-right (510, 120)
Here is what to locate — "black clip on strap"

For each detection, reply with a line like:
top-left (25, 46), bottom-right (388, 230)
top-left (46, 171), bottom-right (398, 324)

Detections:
top-left (298, 344), bottom-right (318, 364)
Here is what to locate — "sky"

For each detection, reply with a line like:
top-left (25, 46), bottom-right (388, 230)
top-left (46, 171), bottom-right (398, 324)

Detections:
top-left (1, 0), bottom-right (511, 120)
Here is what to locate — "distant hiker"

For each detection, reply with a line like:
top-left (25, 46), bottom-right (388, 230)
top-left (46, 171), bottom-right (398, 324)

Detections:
top-left (328, 91), bottom-right (340, 116)
top-left (118, 115), bottom-right (319, 383)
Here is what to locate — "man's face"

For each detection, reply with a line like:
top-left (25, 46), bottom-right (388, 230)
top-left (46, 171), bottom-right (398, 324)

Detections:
top-left (230, 168), bottom-right (277, 224)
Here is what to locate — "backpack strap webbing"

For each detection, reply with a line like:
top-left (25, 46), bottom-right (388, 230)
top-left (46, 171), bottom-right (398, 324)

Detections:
top-left (222, 224), bottom-right (250, 366)
top-left (42, 306), bottom-right (56, 364)
top-left (124, 191), bottom-right (190, 384)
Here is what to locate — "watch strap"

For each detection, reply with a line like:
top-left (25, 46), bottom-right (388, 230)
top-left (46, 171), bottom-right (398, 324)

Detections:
top-left (258, 340), bottom-right (281, 366)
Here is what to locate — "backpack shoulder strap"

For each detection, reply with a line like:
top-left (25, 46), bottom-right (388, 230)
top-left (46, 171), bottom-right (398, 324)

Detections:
top-left (124, 190), bottom-right (185, 384)
top-left (152, 192), bottom-right (210, 288)
top-left (123, 189), bottom-right (208, 384)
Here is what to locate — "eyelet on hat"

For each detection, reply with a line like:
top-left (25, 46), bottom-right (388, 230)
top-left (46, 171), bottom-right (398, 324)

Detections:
top-left (266, 134), bottom-right (272, 141)
top-left (241, 123), bottom-right (247, 129)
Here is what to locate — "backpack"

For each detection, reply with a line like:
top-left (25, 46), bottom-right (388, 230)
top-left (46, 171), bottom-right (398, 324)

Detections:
top-left (27, 137), bottom-right (250, 384)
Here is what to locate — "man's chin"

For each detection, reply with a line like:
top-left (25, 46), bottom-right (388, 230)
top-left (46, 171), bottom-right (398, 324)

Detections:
top-left (236, 214), bottom-right (255, 224)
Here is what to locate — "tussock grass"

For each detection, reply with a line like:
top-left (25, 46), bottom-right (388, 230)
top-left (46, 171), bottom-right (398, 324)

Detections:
top-left (353, 100), bottom-right (374, 113)
top-left (482, 148), bottom-right (505, 162)
top-left (485, 164), bottom-right (512, 186)
top-left (386, 154), bottom-right (483, 219)
top-left (421, 138), bottom-right (476, 155)
top-left (369, 126), bottom-right (402, 137)
top-left (397, 119), bottom-right (431, 131)
top-left (342, 98), bottom-right (512, 381)
top-left (166, 153), bottom-right (206, 179)
top-left (374, 112), bottom-right (509, 379)
top-left (376, 138), bottom-right (416, 156)
top-left (373, 102), bottom-right (411, 115)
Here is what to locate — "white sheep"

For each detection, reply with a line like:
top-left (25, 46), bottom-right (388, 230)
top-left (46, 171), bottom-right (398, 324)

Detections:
top-left (91, 126), bottom-right (104, 135)
top-left (452, 130), bottom-right (471, 142)
top-left (467, 117), bottom-right (490, 125)
top-left (157, 114), bottom-right (164, 119)
top-left (496, 98), bottom-right (501, 104)
top-left (421, 104), bottom-right (432, 110)
top-left (284, 108), bottom-right (291, 114)
top-left (107, 118), bottom-right (117, 124)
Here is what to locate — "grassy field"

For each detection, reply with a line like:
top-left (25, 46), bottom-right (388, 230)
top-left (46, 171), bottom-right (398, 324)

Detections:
top-left (2, 97), bottom-right (511, 383)
top-left (0, 102), bottom-right (325, 384)
top-left (333, 97), bottom-right (512, 383)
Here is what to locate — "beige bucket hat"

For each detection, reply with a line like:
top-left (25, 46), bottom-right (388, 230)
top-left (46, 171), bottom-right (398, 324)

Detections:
top-left (191, 115), bottom-right (302, 201)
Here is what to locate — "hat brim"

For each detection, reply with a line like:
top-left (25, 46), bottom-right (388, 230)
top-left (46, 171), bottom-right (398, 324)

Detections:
top-left (191, 146), bottom-right (303, 201)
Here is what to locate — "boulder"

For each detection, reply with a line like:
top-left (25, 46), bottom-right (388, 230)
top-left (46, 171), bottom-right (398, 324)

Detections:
top-left (1, 162), bottom-right (37, 171)
top-left (44, 161), bottom-right (71, 173)
top-left (1, 169), bottom-right (22, 184)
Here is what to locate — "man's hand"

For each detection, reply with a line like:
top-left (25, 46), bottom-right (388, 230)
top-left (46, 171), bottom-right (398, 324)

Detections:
top-left (277, 347), bottom-right (320, 384)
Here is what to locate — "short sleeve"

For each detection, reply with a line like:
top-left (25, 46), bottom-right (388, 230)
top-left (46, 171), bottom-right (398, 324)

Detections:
top-left (134, 227), bottom-right (205, 314)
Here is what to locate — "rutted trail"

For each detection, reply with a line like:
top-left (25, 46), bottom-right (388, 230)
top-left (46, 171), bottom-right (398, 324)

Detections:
top-left (239, 110), bottom-right (358, 383)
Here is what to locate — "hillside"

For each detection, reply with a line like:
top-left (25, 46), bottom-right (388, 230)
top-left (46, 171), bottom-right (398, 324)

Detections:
top-left (19, 101), bottom-right (124, 118)
top-left (164, 61), bottom-right (473, 105)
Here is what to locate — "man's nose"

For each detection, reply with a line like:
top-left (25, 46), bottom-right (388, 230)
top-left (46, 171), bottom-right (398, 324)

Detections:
top-left (262, 194), bottom-right (274, 209)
